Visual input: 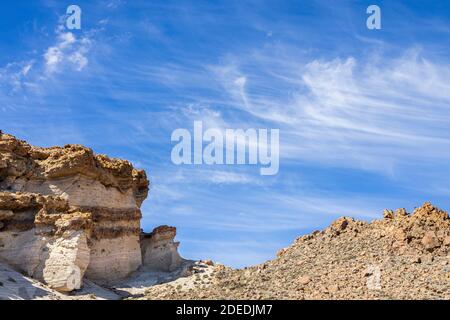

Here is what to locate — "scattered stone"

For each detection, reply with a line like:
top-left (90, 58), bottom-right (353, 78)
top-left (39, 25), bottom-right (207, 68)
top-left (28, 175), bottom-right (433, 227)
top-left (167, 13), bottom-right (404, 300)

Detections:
top-left (393, 228), bottom-right (407, 241)
top-left (392, 240), bottom-right (405, 250)
top-left (276, 249), bottom-right (287, 257)
top-left (421, 254), bottom-right (434, 264)
top-left (332, 217), bottom-right (350, 231)
top-left (383, 209), bottom-right (394, 219)
top-left (298, 276), bottom-right (311, 285)
top-left (421, 231), bottom-right (440, 251)
top-left (328, 284), bottom-right (339, 293)
top-left (443, 236), bottom-right (450, 246)
top-left (203, 259), bottom-right (214, 266)
top-left (411, 256), bottom-right (421, 264)
top-left (396, 208), bottom-right (408, 217)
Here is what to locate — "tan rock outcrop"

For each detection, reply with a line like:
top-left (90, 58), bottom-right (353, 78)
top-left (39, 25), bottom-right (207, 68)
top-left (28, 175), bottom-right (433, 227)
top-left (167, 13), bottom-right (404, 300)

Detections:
top-left (141, 226), bottom-right (183, 272)
top-left (0, 133), bottom-right (183, 291)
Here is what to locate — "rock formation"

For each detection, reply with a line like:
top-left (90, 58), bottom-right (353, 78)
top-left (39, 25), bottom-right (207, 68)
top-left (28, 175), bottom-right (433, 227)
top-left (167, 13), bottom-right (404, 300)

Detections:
top-left (0, 133), bottom-right (183, 292)
top-left (141, 226), bottom-right (183, 272)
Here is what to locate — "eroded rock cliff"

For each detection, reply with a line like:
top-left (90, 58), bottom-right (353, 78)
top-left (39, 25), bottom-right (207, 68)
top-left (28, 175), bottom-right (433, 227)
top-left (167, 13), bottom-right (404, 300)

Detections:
top-left (0, 133), bottom-right (183, 292)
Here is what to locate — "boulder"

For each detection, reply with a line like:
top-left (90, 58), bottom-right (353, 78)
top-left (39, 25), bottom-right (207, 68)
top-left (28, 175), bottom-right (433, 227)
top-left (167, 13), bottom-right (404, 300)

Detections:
top-left (421, 231), bottom-right (440, 251)
top-left (42, 231), bottom-right (90, 292)
top-left (443, 236), bottom-right (450, 246)
top-left (298, 276), bottom-right (311, 285)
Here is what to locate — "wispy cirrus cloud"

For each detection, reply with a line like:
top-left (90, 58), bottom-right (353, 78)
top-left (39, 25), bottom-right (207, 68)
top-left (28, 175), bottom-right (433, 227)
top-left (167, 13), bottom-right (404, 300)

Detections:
top-left (210, 48), bottom-right (450, 175)
top-left (0, 60), bottom-right (35, 93)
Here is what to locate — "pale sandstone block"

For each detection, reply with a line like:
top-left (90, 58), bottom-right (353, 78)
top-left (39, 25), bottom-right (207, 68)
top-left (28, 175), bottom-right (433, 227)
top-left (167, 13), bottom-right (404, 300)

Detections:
top-left (42, 231), bottom-right (90, 292)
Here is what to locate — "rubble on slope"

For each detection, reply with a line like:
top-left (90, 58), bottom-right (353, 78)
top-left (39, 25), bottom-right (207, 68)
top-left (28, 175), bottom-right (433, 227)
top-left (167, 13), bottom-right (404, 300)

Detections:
top-left (142, 203), bottom-right (450, 300)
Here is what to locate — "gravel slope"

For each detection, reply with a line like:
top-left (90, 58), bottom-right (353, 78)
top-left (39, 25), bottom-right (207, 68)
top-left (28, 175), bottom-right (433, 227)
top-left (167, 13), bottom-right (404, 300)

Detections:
top-left (142, 203), bottom-right (450, 300)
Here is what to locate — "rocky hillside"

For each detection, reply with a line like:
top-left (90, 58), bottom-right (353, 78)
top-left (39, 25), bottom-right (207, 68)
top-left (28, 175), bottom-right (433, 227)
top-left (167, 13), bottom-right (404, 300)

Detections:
top-left (142, 203), bottom-right (450, 300)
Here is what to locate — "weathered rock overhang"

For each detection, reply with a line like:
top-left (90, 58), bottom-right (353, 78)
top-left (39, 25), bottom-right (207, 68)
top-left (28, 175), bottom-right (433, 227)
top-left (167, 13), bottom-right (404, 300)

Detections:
top-left (0, 132), bottom-right (183, 292)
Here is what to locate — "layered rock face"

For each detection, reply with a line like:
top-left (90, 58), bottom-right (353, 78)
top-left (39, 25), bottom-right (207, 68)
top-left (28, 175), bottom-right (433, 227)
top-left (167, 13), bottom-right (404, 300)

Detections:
top-left (0, 133), bottom-right (182, 291)
top-left (141, 226), bottom-right (183, 272)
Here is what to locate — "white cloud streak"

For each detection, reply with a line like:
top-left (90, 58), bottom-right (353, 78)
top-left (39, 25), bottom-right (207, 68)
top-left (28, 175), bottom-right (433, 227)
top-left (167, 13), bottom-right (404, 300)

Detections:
top-left (212, 49), bottom-right (450, 176)
top-left (44, 29), bottom-right (91, 74)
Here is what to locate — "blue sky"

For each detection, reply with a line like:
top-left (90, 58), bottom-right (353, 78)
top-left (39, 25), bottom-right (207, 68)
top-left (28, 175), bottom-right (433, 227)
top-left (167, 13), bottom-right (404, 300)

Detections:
top-left (1, 0), bottom-right (450, 267)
